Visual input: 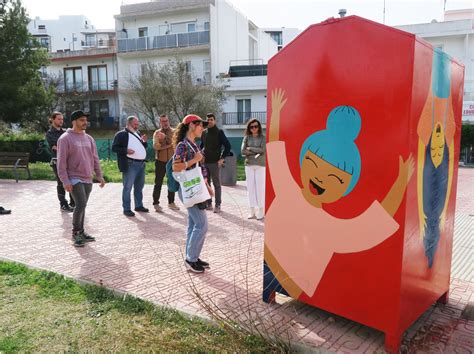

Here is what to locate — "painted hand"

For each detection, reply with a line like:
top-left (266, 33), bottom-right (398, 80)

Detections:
top-left (419, 212), bottom-right (427, 239)
top-left (439, 209), bottom-right (447, 231)
top-left (398, 154), bottom-right (415, 186)
top-left (271, 88), bottom-right (287, 116)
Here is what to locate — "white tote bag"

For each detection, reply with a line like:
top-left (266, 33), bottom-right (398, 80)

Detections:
top-left (172, 143), bottom-right (211, 208)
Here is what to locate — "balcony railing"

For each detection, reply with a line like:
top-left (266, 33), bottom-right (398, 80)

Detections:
top-left (81, 39), bottom-right (116, 48)
top-left (60, 80), bottom-right (117, 94)
top-left (117, 30), bottom-right (210, 53)
top-left (221, 112), bottom-right (267, 125)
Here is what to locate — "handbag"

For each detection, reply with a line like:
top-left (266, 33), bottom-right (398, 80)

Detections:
top-left (166, 157), bottom-right (180, 193)
top-left (172, 142), bottom-right (211, 208)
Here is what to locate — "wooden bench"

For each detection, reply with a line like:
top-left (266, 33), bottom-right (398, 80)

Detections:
top-left (0, 152), bottom-right (32, 182)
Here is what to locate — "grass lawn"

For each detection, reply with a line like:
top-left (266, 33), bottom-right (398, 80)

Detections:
top-left (0, 161), bottom-right (246, 184)
top-left (0, 261), bottom-right (272, 352)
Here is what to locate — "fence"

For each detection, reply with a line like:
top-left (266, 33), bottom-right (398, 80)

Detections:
top-left (0, 137), bottom-right (247, 164)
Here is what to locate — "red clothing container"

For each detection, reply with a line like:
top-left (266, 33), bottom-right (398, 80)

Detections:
top-left (263, 16), bottom-right (464, 352)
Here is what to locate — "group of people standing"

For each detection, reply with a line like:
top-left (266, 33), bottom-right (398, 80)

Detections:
top-left (44, 109), bottom-right (266, 273)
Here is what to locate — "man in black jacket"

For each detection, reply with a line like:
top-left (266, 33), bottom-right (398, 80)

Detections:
top-left (45, 111), bottom-right (74, 212)
top-left (200, 113), bottom-right (231, 213)
top-left (112, 116), bottom-right (149, 217)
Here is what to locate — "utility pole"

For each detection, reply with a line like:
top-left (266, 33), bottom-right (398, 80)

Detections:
top-left (383, 0), bottom-right (386, 24)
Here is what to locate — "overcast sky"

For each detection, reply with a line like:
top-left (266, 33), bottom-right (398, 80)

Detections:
top-left (22, 0), bottom-right (474, 31)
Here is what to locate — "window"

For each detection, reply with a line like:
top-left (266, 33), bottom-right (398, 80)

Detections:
top-left (38, 24), bottom-right (46, 30)
top-left (64, 67), bottom-right (83, 92)
top-left (185, 61), bottom-right (192, 74)
top-left (171, 22), bottom-right (186, 33)
top-left (88, 65), bottom-right (107, 91)
top-left (90, 100), bottom-right (109, 122)
top-left (39, 37), bottom-right (50, 49)
top-left (266, 31), bottom-right (283, 46)
top-left (204, 22), bottom-right (210, 31)
top-left (85, 34), bottom-right (95, 46)
top-left (65, 101), bottom-right (83, 121)
top-left (203, 59), bottom-right (211, 84)
top-left (187, 23), bottom-right (196, 32)
top-left (138, 27), bottom-right (148, 37)
top-left (237, 99), bottom-right (251, 124)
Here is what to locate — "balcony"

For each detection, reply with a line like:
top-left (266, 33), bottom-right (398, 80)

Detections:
top-left (58, 80), bottom-right (118, 95)
top-left (117, 30), bottom-right (210, 53)
top-left (221, 112), bottom-right (267, 126)
top-left (50, 47), bottom-right (116, 60)
top-left (81, 39), bottom-right (116, 49)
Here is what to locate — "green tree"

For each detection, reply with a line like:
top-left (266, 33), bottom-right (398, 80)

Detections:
top-left (0, 0), bottom-right (52, 127)
top-left (126, 59), bottom-right (227, 128)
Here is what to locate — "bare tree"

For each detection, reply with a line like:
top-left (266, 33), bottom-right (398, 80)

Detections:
top-left (125, 59), bottom-right (227, 129)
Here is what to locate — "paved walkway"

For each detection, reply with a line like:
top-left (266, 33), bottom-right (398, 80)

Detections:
top-left (0, 169), bottom-right (472, 353)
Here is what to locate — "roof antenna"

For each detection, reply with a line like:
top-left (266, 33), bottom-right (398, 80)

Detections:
top-left (338, 9), bottom-right (347, 18)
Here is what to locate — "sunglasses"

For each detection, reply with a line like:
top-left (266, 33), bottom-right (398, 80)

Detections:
top-left (250, 125), bottom-right (259, 129)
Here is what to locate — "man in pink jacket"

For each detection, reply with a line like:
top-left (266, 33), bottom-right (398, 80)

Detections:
top-left (57, 110), bottom-right (105, 247)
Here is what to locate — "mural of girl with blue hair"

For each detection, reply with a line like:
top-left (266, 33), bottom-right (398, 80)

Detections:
top-left (263, 89), bottom-right (414, 302)
top-left (416, 48), bottom-right (456, 268)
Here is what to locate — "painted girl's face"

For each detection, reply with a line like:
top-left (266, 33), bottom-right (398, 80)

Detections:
top-left (430, 122), bottom-right (445, 168)
top-left (300, 150), bottom-right (353, 207)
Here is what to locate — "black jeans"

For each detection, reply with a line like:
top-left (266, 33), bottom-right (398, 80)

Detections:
top-left (152, 160), bottom-right (175, 205)
top-left (51, 162), bottom-right (75, 207)
top-left (70, 183), bottom-right (92, 232)
top-left (205, 163), bottom-right (221, 206)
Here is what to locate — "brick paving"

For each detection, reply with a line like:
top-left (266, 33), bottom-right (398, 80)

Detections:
top-left (0, 168), bottom-right (472, 353)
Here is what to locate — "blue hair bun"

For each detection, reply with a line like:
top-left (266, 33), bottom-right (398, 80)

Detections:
top-left (326, 106), bottom-right (361, 141)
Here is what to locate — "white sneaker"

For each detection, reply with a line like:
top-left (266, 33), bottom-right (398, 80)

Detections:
top-left (256, 208), bottom-right (265, 220)
top-left (154, 204), bottom-right (163, 213)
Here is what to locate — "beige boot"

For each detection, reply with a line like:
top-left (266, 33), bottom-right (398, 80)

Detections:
top-left (247, 207), bottom-right (256, 219)
top-left (256, 208), bottom-right (265, 220)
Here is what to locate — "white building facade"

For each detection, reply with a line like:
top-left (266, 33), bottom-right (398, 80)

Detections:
top-left (114, 0), bottom-right (279, 146)
top-left (28, 15), bottom-right (99, 53)
top-left (28, 16), bottom-right (120, 128)
top-left (262, 27), bottom-right (301, 51)
top-left (46, 48), bottom-right (120, 128)
top-left (396, 10), bottom-right (474, 124)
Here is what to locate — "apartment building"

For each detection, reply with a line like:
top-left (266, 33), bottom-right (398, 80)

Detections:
top-left (396, 9), bottom-right (474, 124)
top-left (28, 15), bottom-right (97, 53)
top-left (28, 16), bottom-right (120, 128)
top-left (263, 27), bottom-right (301, 51)
top-left (47, 45), bottom-right (120, 128)
top-left (114, 0), bottom-right (278, 144)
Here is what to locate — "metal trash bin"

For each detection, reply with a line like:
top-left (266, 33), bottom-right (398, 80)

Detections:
top-left (219, 152), bottom-right (237, 186)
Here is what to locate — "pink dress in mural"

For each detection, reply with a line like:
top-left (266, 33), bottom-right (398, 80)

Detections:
top-left (265, 141), bottom-right (400, 297)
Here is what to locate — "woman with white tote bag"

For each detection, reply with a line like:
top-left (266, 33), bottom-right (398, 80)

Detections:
top-left (172, 114), bottom-right (213, 273)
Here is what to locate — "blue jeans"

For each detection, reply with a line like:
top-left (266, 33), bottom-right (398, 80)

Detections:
top-left (122, 160), bottom-right (145, 212)
top-left (179, 190), bottom-right (208, 262)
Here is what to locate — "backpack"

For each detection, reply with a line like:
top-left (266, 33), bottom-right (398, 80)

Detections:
top-left (166, 157), bottom-right (180, 193)
top-left (166, 142), bottom-right (189, 193)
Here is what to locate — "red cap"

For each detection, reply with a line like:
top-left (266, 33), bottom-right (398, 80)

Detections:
top-left (182, 114), bottom-right (208, 126)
